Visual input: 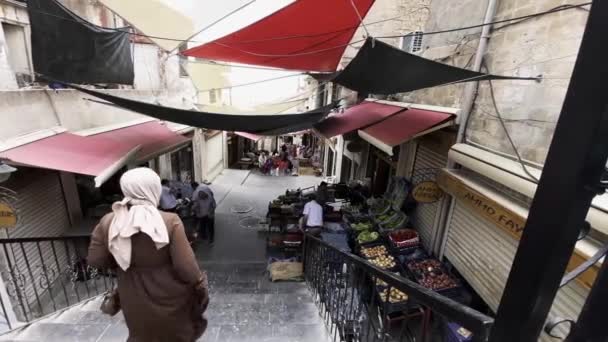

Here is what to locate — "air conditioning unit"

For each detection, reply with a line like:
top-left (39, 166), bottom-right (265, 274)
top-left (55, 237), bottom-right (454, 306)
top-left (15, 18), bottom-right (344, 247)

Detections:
top-left (400, 31), bottom-right (423, 54)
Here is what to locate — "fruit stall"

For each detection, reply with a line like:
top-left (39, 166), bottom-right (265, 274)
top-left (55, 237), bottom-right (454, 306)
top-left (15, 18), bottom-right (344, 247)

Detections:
top-left (341, 180), bottom-right (472, 341)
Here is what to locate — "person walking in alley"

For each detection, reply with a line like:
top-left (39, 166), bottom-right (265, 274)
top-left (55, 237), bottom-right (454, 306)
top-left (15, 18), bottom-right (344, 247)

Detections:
top-left (192, 183), bottom-right (216, 244)
top-left (87, 168), bottom-right (209, 342)
top-left (160, 179), bottom-right (178, 212)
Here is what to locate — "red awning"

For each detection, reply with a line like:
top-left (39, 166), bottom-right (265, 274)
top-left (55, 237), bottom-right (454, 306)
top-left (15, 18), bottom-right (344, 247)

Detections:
top-left (182, 0), bottom-right (375, 72)
top-left (94, 121), bottom-right (191, 163)
top-left (0, 121), bottom-right (190, 187)
top-left (235, 131), bottom-right (262, 142)
top-left (314, 101), bottom-right (406, 139)
top-left (359, 108), bottom-right (455, 155)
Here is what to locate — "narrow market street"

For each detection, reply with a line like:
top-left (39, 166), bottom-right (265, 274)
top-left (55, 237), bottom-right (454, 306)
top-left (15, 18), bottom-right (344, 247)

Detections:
top-left (193, 169), bottom-right (331, 342)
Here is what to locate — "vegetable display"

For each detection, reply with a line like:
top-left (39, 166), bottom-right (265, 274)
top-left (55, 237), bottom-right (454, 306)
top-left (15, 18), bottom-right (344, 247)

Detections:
top-left (352, 222), bottom-right (373, 231)
top-left (407, 259), bottom-right (459, 291)
top-left (361, 245), bottom-right (387, 259)
top-left (369, 255), bottom-right (396, 269)
top-left (379, 288), bottom-right (408, 303)
top-left (357, 231), bottom-right (379, 244)
top-left (389, 229), bottom-right (419, 247)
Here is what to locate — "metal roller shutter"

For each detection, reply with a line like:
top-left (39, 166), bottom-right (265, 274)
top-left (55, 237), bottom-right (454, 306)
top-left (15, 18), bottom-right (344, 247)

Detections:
top-left (412, 144), bottom-right (447, 251)
top-left (445, 201), bottom-right (589, 341)
top-left (1, 169), bottom-right (71, 319)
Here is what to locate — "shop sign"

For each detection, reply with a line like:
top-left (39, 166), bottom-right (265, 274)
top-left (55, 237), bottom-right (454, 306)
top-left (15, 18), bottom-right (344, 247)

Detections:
top-left (0, 201), bottom-right (17, 228)
top-left (437, 170), bottom-right (599, 289)
top-left (412, 181), bottom-right (443, 203)
top-left (437, 171), bottom-right (525, 239)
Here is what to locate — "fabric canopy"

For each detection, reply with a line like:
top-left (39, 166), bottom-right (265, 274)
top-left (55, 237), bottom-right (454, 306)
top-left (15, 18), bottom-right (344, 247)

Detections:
top-left (235, 132), bottom-right (262, 142)
top-left (28, 0), bottom-right (134, 84)
top-left (359, 108), bottom-right (455, 156)
top-left (64, 83), bottom-right (334, 135)
top-left (332, 38), bottom-right (528, 95)
top-left (0, 121), bottom-right (189, 187)
top-left (183, 0), bottom-right (375, 72)
top-left (196, 100), bottom-right (304, 115)
top-left (99, 0), bottom-right (195, 52)
top-left (187, 62), bottom-right (233, 92)
top-left (314, 101), bottom-right (406, 139)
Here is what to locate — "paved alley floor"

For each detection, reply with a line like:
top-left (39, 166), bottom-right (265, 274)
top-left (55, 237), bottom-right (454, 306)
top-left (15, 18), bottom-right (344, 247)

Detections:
top-left (193, 169), bottom-right (330, 342)
top-left (194, 169), bottom-right (321, 264)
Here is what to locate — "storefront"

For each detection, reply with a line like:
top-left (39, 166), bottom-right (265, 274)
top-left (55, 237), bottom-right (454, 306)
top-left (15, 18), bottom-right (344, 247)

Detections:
top-left (437, 143), bottom-right (604, 340)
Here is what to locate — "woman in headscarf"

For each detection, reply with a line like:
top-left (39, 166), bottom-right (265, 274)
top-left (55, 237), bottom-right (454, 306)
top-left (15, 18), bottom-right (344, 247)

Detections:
top-left (88, 168), bottom-right (208, 342)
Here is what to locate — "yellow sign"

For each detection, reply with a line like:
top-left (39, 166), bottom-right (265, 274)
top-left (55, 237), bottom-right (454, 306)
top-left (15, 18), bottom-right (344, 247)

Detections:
top-left (438, 170), bottom-right (599, 289)
top-left (412, 181), bottom-right (443, 203)
top-left (0, 202), bottom-right (17, 228)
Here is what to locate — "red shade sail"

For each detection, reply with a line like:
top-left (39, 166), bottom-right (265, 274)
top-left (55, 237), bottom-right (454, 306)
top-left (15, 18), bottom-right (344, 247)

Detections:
top-left (182, 0), bottom-right (375, 72)
top-left (314, 101), bottom-right (406, 139)
top-left (359, 108), bottom-right (455, 155)
top-left (0, 121), bottom-right (190, 186)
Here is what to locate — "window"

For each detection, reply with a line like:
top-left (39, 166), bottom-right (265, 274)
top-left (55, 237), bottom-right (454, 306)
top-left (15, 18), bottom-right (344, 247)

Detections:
top-left (400, 31), bottom-right (423, 53)
top-left (2, 22), bottom-right (32, 86)
top-left (209, 89), bottom-right (218, 103)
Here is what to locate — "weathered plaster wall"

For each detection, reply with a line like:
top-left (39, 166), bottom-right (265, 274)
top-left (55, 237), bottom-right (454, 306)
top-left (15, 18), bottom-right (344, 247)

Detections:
top-left (401, 0), bottom-right (588, 164)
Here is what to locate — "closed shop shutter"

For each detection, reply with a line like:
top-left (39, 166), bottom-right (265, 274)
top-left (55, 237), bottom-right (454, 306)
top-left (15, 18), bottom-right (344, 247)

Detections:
top-left (412, 144), bottom-right (446, 251)
top-left (1, 168), bottom-right (71, 319)
top-left (445, 201), bottom-right (588, 341)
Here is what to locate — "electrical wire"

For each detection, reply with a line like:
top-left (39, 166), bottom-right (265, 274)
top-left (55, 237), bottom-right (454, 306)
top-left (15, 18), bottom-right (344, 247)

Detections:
top-left (196, 72), bottom-right (305, 92)
top-left (169, 0), bottom-right (257, 53)
top-left (376, 2), bottom-right (591, 39)
top-left (29, 2), bottom-right (591, 57)
top-left (350, 0), bottom-right (370, 38)
top-left (487, 78), bottom-right (540, 183)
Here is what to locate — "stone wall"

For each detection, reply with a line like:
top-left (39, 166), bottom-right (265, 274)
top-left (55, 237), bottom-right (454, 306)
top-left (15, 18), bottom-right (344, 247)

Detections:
top-left (400, 0), bottom-right (589, 164)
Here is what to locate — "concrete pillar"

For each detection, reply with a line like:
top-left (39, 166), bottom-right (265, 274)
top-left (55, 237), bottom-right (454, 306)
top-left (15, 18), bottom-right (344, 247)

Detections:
top-left (157, 154), bottom-right (172, 180)
top-left (0, 23), bottom-right (18, 89)
top-left (192, 128), bottom-right (206, 182)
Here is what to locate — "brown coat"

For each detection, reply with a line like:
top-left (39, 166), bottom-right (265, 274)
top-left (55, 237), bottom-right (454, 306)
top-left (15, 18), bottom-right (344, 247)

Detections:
top-left (88, 211), bottom-right (208, 342)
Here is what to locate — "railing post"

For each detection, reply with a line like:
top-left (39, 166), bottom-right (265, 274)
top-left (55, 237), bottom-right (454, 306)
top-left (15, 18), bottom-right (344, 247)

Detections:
top-left (490, 2), bottom-right (608, 340)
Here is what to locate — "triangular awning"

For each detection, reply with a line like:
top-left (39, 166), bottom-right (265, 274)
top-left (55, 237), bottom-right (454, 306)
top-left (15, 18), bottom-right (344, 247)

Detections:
top-left (330, 38), bottom-right (535, 95)
top-left (63, 83), bottom-right (335, 135)
top-left (29, 0), bottom-right (134, 84)
top-left (182, 0), bottom-right (375, 72)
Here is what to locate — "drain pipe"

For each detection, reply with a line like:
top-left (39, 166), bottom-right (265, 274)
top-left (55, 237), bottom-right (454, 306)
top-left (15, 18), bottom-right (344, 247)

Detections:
top-left (434, 0), bottom-right (499, 256)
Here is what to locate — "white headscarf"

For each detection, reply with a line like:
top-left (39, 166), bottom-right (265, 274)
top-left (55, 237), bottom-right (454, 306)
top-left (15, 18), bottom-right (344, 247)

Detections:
top-left (108, 168), bottom-right (169, 271)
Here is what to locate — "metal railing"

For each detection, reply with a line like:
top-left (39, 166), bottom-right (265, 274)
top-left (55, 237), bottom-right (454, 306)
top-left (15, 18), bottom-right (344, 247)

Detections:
top-left (303, 234), bottom-right (494, 342)
top-left (0, 235), bottom-right (115, 330)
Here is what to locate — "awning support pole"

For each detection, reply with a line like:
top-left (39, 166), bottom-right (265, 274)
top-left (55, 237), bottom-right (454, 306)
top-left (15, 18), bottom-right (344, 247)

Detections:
top-left (490, 2), bottom-right (608, 341)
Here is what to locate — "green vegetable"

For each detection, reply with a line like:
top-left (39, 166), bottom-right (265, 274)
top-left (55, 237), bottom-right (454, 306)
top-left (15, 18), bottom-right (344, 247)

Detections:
top-left (357, 231), bottom-right (379, 243)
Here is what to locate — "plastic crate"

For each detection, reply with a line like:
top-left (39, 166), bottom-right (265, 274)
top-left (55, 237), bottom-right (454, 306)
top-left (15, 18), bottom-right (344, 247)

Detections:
top-left (404, 258), bottom-right (462, 294)
top-left (375, 285), bottom-right (409, 314)
top-left (445, 322), bottom-right (473, 342)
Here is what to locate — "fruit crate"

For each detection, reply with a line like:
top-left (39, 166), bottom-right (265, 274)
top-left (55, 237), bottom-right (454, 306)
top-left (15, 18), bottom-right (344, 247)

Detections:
top-left (404, 258), bottom-right (461, 295)
top-left (366, 254), bottom-right (401, 273)
top-left (387, 229), bottom-right (420, 249)
top-left (375, 285), bottom-right (410, 314)
top-left (370, 198), bottom-right (392, 216)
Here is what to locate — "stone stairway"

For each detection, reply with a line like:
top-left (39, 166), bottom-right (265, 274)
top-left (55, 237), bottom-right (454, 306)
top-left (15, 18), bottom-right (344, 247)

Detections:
top-left (0, 262), bottom-right (331, 342)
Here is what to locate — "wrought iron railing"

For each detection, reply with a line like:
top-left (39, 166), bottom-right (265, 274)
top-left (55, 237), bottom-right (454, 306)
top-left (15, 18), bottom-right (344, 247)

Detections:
top-left (0, 235), bottom-right (115, 330)
top-left (303, 234), bottom-right (494, 342)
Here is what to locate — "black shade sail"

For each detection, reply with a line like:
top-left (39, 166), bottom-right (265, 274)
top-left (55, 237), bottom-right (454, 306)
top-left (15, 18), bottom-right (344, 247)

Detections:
top-left (332, 38), bottom-right (532, 95)
top-left (65, 83), bottom-right (335, 135)
top-left (28, 0), bottom-right (134, 85)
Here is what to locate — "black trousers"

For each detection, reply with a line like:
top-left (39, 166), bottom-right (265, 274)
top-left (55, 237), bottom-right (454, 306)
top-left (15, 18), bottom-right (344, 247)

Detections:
top-left (198, 216), bottom-right (215, 242)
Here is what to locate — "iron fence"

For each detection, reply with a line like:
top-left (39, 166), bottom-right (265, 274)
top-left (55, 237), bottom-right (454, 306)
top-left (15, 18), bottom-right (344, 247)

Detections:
top-left (303, 234), bottom-right (494, 342)
top-left (0, 235), bottom-right (115, 330)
